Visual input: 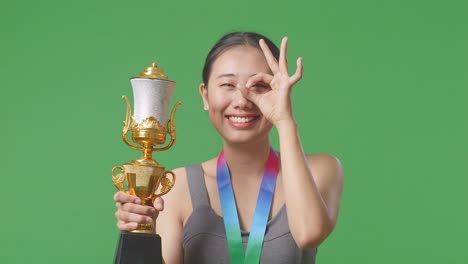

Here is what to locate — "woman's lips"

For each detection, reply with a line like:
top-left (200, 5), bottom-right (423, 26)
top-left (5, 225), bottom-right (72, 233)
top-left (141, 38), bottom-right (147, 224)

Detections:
top-left (225, 115), bottom-right (260, 128)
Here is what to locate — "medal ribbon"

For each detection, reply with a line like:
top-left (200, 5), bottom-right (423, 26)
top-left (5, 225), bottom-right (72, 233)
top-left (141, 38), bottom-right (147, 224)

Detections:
top-left (217, 148), bottom-right (279, 264)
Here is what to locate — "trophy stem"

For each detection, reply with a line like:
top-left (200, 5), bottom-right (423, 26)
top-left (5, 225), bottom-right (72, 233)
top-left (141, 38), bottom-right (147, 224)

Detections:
top-left (131, 143), bottom-right (159, 166)
top-left (143, 143), bottom-right (153, 161)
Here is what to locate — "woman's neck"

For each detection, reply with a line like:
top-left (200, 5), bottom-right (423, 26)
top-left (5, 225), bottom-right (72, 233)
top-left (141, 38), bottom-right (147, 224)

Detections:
top-left (221, 136), bottom-right (271, 180)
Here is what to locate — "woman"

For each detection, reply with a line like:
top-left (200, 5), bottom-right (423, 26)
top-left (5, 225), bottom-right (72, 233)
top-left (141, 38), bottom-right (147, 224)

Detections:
top-left (114, 32), bottom-right (344, 263)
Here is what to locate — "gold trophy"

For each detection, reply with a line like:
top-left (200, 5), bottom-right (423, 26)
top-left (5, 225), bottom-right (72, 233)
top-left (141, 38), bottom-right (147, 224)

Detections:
top-left (112, 62), bottom-right (181, 264)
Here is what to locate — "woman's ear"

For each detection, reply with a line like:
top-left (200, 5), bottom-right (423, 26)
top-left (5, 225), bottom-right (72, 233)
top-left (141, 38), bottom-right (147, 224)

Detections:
top-left (199, 83), bottom-right (209, 111)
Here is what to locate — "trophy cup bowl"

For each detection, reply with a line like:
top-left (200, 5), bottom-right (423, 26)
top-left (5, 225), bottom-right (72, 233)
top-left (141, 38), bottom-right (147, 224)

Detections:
top-left (112, 163), bottom-right (175, 233)
top-left (112, 62), bottom-right (181, 264)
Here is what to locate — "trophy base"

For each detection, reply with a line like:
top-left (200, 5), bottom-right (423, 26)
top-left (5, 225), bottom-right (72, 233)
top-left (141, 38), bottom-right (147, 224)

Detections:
top-left (115, 232), bottom-right (162, 264)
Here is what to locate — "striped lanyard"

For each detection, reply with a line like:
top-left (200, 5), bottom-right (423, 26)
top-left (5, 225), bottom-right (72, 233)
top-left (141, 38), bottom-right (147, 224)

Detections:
top-left (217, 148), bottom-right (279, 264)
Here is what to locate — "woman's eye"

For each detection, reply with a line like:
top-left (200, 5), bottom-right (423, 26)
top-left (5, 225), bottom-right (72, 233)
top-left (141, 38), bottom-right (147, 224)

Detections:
top-left (220, 83), bottom-right (235, 88)
top-left (253, 83), bottom-right (271, 89)
top-left (250, 83), bottom-right (271, 94)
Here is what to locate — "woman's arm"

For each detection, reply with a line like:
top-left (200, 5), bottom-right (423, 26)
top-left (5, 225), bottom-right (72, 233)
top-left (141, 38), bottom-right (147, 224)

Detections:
top-left (244, 37), bottom-right (344, 248)
top-left (156, 167), bottom-right (187, 263)
top-left (277, 120), bottom-right (343, 248)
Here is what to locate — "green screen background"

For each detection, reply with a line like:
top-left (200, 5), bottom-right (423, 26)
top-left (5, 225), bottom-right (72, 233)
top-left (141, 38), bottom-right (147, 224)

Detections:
top-left (1, 0), bottom-right (467, 263)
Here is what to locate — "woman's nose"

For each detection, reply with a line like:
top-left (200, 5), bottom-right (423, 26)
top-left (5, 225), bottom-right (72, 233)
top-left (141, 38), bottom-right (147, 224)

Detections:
top-left (232, 87), bottom-right (253, 109)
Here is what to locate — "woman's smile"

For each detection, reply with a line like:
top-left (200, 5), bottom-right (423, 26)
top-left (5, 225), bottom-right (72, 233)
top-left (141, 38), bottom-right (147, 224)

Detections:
top-left (225, 114), bottom-right (261, 129)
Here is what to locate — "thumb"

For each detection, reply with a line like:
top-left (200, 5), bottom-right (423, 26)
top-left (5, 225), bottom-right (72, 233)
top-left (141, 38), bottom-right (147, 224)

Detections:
top-left (153, 197), bottom-right (164, 212)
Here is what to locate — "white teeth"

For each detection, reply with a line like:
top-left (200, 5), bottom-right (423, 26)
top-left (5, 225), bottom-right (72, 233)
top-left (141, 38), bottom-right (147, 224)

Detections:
top-left (228, 116), bottom-right (255, 123)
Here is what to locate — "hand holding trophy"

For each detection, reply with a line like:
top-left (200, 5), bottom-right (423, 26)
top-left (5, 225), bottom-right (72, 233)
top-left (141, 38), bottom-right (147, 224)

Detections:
top-left (112, 63), bottom-right (181, 264)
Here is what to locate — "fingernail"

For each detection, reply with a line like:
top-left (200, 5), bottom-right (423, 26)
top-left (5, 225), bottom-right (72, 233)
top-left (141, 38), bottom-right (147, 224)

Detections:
top-left (135, 198), bottom-right (141, 204)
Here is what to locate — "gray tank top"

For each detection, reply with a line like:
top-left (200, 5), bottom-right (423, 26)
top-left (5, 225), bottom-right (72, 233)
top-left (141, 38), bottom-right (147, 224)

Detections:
top-left (182, 164), bottom-right (317, 264)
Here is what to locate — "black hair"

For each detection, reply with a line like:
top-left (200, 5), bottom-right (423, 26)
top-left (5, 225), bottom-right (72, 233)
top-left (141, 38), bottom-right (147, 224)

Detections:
top-left (202, 32), bottom-right (280, 86)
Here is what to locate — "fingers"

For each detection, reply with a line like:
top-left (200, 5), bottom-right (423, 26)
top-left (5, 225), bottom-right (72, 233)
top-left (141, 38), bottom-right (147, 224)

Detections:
top-left (243, 72), bottom-right (273, 105)
top-left (115, 203), bottom-right (156, 232)
top-left (114, 191), bottom-right (141, 204)
top-left (290, 57), bottom-right (303, 85)
top-left (115, 209), bottom-right (154, 224)
top-left (279, 37), bottom-right (288, 73)
top-left (121, 202), bottom-right (157, 215)
top-left (117, 221), bottom-right (138, 231)
top-left (259, 39), bottom-right (279, 74)
top-left (260, 37), bottom-right (302, 87)
top-left (114, 191), bottom-right (163, 232)
top-left (245, 73), bottom-right (274, 88)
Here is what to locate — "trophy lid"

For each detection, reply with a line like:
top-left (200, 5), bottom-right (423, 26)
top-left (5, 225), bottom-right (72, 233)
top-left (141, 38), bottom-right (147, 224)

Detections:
top-left (132, 62), bottom-right (170, 80)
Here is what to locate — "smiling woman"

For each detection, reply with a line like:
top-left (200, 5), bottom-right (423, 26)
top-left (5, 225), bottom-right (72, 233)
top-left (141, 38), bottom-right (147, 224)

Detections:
top-left (113, 32), bottom-right (344, 264)
top-left (199, 44), bottom-right (274, 144)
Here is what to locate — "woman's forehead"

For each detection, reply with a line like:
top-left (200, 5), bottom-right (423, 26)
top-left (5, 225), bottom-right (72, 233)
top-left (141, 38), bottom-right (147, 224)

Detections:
top-left (210, 46), bottom-right (270, 78)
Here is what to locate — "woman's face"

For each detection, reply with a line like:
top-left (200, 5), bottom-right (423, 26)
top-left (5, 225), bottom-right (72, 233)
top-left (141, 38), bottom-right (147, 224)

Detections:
top-left (199, 45), bottom-right (273, 144)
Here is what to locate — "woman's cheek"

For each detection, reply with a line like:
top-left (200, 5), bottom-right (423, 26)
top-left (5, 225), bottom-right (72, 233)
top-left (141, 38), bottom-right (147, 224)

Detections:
top-left (209, 93), bottom-right (230, 110)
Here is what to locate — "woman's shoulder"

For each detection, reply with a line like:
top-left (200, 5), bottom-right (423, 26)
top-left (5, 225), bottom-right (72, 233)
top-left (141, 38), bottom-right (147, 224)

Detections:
top-left (303, 153), bottom-right (344, 193)
top-left (304, 153), bottom-right (342, 170)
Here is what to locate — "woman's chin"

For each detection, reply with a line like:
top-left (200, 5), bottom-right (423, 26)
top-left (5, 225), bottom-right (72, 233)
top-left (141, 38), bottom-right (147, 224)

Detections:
top-left (221, 130), bottom-right (269, 146)
top-left (211, 118), bottom-right (272, 145)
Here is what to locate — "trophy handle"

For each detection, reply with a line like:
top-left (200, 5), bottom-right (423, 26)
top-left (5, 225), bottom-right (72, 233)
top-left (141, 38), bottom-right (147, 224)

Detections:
top-left (122, 96), bottom-right (144, 151)
top-left (112, 166), bottom-right (126, 191)
top-left (153, 101), bottom-right (182, 152)
top-left (153, 171), bottom-right (176, 199)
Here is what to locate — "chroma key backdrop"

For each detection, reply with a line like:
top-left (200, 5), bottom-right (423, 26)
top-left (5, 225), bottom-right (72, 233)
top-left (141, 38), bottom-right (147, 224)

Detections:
top-left (1, 0), bottom-right (467, 263)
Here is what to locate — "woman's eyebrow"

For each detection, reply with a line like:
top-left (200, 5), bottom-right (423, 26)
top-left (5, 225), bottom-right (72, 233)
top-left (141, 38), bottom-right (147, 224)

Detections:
top-left (216, 73), bottom-right (237, 79)
top-left (216, 73), bottom-right (258, 79)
